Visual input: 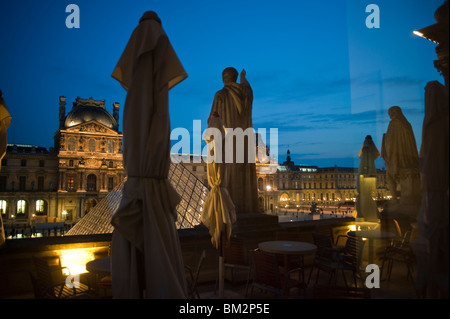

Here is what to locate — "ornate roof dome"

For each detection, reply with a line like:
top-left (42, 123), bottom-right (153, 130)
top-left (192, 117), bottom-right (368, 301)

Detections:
top-left (64, 97), bottom-right (119, 131)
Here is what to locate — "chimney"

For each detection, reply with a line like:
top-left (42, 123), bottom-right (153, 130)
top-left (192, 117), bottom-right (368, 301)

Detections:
top-left (113, 102), bottom-right (120, 123)
top-left (59, 96), bottom-right (66, 129)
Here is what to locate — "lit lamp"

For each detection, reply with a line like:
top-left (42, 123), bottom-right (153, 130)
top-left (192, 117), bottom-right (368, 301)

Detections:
top-left (413, 0), bottom-right (449, 87)
top-left (62, 210), bottom-right (67, 221)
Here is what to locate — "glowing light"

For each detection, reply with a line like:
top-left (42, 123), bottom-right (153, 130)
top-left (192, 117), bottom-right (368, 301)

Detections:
top-left (266, 185), bottom-right (272, 191)
top-left (412, 30), bottom-right (439, 44)
top-left (59, 248), bottom-right (95, 275)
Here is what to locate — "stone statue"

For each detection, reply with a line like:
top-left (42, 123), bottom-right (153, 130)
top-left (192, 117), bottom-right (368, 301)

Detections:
top-left (356, 135), bottom-right (380, 221)
top-left (0, 90), bottom-right (12, 248)
top-left (381, 106), bottom-right (421, 216)
top-left (209, 67), bottom-right (259, 214)
top-left (414, 80), bottom-right (449, 298)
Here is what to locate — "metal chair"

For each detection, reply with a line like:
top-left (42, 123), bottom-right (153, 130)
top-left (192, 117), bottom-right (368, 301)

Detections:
top-left (310, 235), bottom-right (366, 288)
top-left (185, 250), bottom-right (206, 299)
top-left (380, 229), bottom-right (415, 282)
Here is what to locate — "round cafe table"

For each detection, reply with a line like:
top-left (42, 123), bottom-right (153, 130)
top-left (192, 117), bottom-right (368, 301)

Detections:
top-left (86, 256), bottom-right (111, 277)
top-left (258, 241), bottom-right (317, 274)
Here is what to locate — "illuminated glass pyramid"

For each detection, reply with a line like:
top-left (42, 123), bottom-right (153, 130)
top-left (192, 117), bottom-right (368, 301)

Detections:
top-left (66, 162), bottom-right (209, 235)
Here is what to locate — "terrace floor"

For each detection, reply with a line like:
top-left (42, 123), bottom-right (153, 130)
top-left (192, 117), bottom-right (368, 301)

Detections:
top-left (196, 257), bottom-right (418, 300)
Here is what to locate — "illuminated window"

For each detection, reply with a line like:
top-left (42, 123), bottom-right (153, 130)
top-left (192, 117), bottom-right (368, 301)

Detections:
top-left (36, 200), bottom-right (46, 215)
top-left (17, 200), bottom-right (27, 215)
top-left (0, 200), bottom-right (7, 215)
top-left (67, 175), bottom-right (75, 191)
top-left (258, 178), bottom-right (263, 191)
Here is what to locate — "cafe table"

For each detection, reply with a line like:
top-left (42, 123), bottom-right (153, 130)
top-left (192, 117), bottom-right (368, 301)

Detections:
top-left (258, 241), bottom-right (317, 275)
top-left (86, 256), bottom-right (112, 296)
top-left (86, 256), bottom-right (111, 277)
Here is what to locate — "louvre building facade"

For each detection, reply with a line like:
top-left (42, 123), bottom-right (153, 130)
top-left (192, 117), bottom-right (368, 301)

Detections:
top-left (0, 96), bottom-right (125, 226)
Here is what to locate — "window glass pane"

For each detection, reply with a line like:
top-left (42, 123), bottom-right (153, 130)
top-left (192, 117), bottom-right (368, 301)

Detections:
top-left (89, 139), bottom-right (95, 152)
top-left (108, 140), bottom-right (114, 153)
top-left (17, 200), bottom-right (26, 214)
top-left (68, 138), bottom-right (76, 151)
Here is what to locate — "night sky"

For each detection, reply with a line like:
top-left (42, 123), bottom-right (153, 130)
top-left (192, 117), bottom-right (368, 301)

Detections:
top-left (0, 0), bottom-right (444, 168)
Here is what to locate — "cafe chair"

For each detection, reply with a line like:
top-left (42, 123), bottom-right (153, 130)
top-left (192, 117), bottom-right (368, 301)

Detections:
top-left (308, 232), bottom-right (338, 285)
top-left (30, 256), bottom-right (90, 299)
top-left (314, 225), bottom-right (348, 251)
top-left (185, 250), bottom-right (206, 299)
top-left (249, 249), bottom-right (306, 298)
top-left (380, 229), bottom-right (415, 283)
top-left (309, 235), bottom-right (366, 288)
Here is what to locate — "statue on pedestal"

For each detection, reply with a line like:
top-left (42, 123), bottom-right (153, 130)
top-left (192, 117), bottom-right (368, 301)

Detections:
top-left (356, 135), bottom-right (380, 222)
top-left (381, 106), bottom-right (421, 218)
top-left (209, 67), bottom-right (259, 214)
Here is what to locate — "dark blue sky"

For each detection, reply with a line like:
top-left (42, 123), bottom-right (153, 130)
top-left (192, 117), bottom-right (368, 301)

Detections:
top-left (0, 0), bottom-right (444, 168)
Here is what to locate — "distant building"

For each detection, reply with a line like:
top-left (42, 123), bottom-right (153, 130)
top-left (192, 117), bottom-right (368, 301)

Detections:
top-left (181, 147), bottom-right (390, 214)
top-left (0, 96), bottom-right (125, 226)
top-left (271, 150), bottom-right (390, 213)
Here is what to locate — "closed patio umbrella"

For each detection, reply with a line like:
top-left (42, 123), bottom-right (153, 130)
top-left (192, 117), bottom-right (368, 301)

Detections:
top-left (201, 113), bottom-right (236, 297)
top-left (110, 11), bottom-right (188, 298)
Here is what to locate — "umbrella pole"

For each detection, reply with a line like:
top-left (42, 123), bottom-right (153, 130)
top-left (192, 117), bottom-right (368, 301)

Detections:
top-left (219, 231), bottom-right (224, 298)
top-left (136, 248), bottom-right (146, 298)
